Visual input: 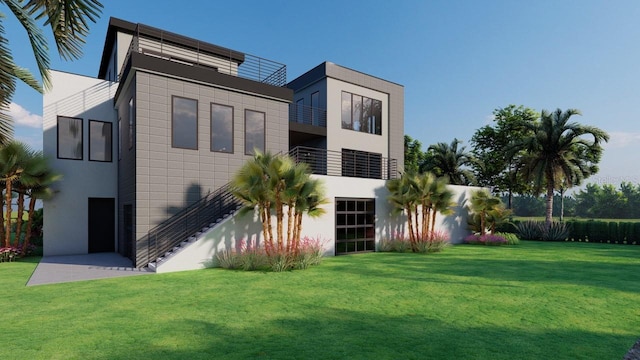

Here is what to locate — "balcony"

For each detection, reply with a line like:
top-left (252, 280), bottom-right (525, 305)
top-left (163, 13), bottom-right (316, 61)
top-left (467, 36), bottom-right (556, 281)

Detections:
top-left (119, 24), bottom-right (287, 87)
top-left (289, 146), bottom-right (398, 180)
top-left (289, 103), bottom-right (327, 127)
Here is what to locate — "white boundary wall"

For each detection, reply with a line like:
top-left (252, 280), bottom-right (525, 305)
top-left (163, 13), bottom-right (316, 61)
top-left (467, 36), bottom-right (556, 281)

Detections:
top-left (157, 175), bottom-right (478, 273)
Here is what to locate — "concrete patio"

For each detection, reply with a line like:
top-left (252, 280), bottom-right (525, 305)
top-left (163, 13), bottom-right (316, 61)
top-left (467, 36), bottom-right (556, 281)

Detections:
top-left (27, 253), bottom-right (152, 286)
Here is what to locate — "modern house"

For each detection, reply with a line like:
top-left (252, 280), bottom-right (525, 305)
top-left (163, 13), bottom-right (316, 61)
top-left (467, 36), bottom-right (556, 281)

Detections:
top-left (43, 17), bottom-right (474, 272)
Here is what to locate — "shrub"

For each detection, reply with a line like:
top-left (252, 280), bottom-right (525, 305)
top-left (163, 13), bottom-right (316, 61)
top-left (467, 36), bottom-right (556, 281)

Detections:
top-left (495, 232), bottom-right (520, 245)
top-left (294, 236), bottom-right (325, 269)
top-left (417, 230), bottom-right (450, 253)
top-left (0, 247), bottom-right (21, 262)
top-left (216, 250), bottom-right (240, 269)
top-left (268, 252), bottom-right (294, 272)
top-left (517, 220), bottom-right (543, 240)
top-left (541, 222), bottom-right (569, 241)
top-left (464, 234), bottom-right (507, 246)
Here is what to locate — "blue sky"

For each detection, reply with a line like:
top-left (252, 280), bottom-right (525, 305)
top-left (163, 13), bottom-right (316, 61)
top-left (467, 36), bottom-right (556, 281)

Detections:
top-left (6, 0), bottom-right (640, 187)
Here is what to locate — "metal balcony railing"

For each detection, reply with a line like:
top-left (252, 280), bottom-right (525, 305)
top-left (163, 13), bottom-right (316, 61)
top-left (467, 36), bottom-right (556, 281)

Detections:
top-left (289, 146), bottom-right (398, 180)
top-left (289, 103), bottom-right (327, 127)
top-left (119, 24), bottom-right (287, 87)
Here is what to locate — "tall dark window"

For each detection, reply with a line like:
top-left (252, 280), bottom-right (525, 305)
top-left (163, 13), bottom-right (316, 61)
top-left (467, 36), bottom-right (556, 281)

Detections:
top-left (172, 96), bottom-right (198, 149)
top-left (245, 109), bottom-right (265, 155)
top-left (128, 98), bottom-right (134, 149)
top-left (296, 98), bottom-right (304, 123)
top-left (211, 103), bottom-right (233, 153)
top-left (57, 116), bottom-right (83, 160)
top-left (311, 91), bottom-right (319, 125)
top-left (342, 149), bottom-right (382, 179)
top-left (341, 91), bottom-right (382, 135)
top-left (335, 198), bottom-right (376, 254)
top-left (89, 120), bottom-right (112, 162)
top-left (118, 117), bottom-right (122, 160)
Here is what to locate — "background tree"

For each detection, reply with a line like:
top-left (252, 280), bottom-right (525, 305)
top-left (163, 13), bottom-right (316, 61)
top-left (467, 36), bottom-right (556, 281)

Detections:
top-left (467, 189), bottom-right (503, 236)
top-left (424, 138), bottom-right (476, 185)
top-left (0, 0), bottom-right (103, 144)
top-left (470, 105), bottom-right (537, 208)
top-left (403, 135), bottom-right (425, 174)
top-left (511, 108), bottom-right (609, 227)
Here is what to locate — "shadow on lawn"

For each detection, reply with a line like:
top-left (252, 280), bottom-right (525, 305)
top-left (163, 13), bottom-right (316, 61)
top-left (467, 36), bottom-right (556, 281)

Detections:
top-left (101, 306), bottom-right (633, 360)
top-left (322, 252), bottom-right (640, 294)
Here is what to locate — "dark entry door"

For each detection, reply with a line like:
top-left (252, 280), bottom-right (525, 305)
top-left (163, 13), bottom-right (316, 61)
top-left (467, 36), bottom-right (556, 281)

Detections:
top-left (88, 198), bottom-right (115, 253)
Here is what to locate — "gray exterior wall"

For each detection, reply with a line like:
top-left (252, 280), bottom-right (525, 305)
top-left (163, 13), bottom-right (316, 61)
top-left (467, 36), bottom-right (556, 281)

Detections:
top-left (117, 81), bottom-right (136, 258)
top-left (132, 71), bottom-right (290, 247)
top-left (323, 63), bottom-right (404, 172)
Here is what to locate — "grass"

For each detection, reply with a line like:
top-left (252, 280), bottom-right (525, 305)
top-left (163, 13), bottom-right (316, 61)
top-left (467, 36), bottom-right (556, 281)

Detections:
top-left (2, 242), bottom-right (639, 359)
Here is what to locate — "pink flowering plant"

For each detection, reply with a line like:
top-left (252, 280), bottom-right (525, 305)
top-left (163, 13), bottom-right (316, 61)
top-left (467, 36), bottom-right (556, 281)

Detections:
top-left (215, 235), bottom-right (327, 272)
top-left (464, 234), bottom-right (508, 246)
top-left (0, 247), bottom-right (21, 262)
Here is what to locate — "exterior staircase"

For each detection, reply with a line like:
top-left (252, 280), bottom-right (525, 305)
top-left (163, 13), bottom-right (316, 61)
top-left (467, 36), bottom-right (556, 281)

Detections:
top-left (137, 182), bottom-right (242, 270)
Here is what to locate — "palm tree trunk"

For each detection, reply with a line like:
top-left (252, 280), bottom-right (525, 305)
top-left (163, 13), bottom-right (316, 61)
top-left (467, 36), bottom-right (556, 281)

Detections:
top-left (545, 185), bottom-right (554, 229)
top-left (15, 192), bottom-right (25, 246)
top-left (265, 202), bottom-right (274, 249)
top-left (22, 197), bottom-right (37, 255)
top-left (559, 188), bottom-right (565, 222)
top-left (286, 203), bottom-right (294, 253)
top-left (431, 210), bottom-right (437, 241)
top-left (0, 194), bottom-right (4, 246)
top-left (480, 213), bottom-right (486, 236)
top-left (5, 181), bottom-right (13, 247)
top-left (295, 212), bottom-right (303, 253)
top-left (413, 207), bottom-right (419, 241)
top-left (406, 207), bottom-right (415, 246)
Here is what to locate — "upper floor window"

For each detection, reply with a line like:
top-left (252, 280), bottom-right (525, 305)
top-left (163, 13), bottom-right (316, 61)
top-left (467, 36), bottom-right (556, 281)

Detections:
top-left (245, 110), bottom-right (265, 155)
top-left (128, 98), bottom-right (134, 150)
top-left (89, 120), bottom-right (112, 162)
top-left (57, 116), bottom-right (83, 160)
top-left (341, 91), bottom-right (382, 135)
top-left (211, 103), bottom-right (233, 153)
top-left (172, 96), bottom-right (198, 150)
top-left (311, 91), bottom-right (320, 126)
top-left (295, 98), bottom-right (304, 123)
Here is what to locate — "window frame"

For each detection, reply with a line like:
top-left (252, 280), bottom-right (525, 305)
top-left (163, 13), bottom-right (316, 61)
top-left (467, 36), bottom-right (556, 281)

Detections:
top-left (88, 120), bottom-right (113, 162)
top-left (244, 109), bottom-right (266, 155)
top-left (171, 95), bottom-right (199, 150)
top-left (57, 116), bottom-right (84, 160)
top-left (210, 102), bottom-right (234, 154)
top-left (311, 91), bottom-right (319, 125)
top-left (341, 91), bottom-right (382, 136)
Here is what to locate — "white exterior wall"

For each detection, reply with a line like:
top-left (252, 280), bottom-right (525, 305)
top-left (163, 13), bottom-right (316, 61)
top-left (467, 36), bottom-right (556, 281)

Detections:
top-left (325, 77), bottom-right (389, 158)
top-left (43, 70), bottom-right (118, 256)
top-left (156, 175), bottom-right (477, 273)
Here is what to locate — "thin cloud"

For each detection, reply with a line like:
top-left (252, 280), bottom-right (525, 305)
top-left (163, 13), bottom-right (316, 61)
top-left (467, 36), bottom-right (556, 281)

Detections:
top-left (7, 102), bottom-right (43, 128)
top-left (604, 132), bottom-right (640, 149)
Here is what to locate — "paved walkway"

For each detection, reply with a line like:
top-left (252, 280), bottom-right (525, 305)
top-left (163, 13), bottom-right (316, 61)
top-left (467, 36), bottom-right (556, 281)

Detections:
top-left (27, 253), bottom-right (152, 286)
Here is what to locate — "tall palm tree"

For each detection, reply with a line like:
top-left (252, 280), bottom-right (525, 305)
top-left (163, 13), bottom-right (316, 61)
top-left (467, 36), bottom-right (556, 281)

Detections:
top-left (426, 139), bottom-right (476, 185)
top-left (429, 176), bottom-right (455, 239)
top-left (0, 1), bottom-right (103, 144)
top-left (21, 163), bottom-right (60, 253)
top-left (387, 172), bottom-right (418, 245)
top-left (0, 141), bottom-right (32, 246)
top-left (513, 108), bottom-right (608, 227)
top-left (291, 177), bottom-right (327, 252)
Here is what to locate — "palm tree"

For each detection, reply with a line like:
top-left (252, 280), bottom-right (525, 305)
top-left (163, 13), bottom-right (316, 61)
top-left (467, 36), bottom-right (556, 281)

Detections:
top-left (468, 189), bottom-right (502, 236)
top-left (0, 141), bottom-right (32, 246)
top-left (0, 1), bottom-right (103, 144)
top-left (291, 177), bottom-right (327, 252)
top-left (387, 172), bottom-right (418, 246)
top-left (429, 176), bottom-right (455, 239)
top-left (512, 109), bottom-right (608, 227)
top-left (426, 139), bottom-right (476, 185)
top-left (16, 160), bottom-right (62, 255)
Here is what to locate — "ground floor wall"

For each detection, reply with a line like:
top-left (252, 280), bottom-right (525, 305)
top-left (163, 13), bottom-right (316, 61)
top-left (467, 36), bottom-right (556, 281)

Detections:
top-left (156, 176), bottom-right (478, 273)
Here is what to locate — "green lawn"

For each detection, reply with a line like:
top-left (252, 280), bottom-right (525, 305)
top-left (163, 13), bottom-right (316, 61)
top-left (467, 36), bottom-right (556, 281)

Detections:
top-left (2, 242), bottom-right (639, 359)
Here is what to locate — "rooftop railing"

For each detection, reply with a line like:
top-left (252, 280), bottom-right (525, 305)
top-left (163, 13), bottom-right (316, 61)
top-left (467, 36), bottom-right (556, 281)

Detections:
top-left (289, 103), bottom-right (327, 127)
top-left (119, 24), bottom-right (287, 87)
